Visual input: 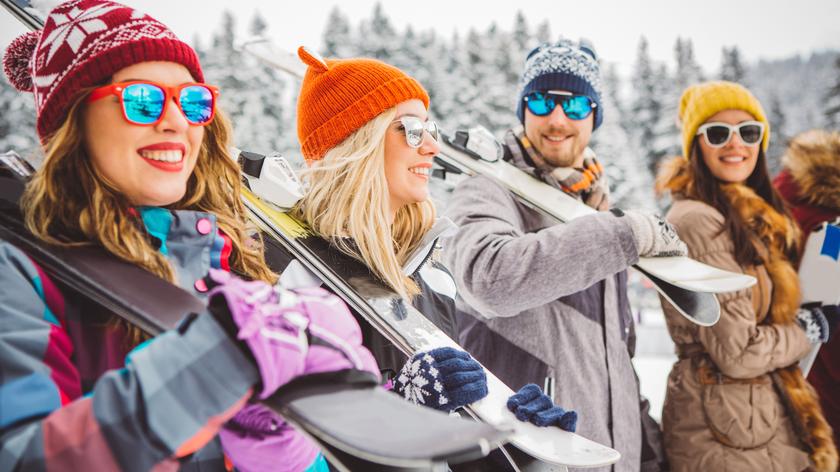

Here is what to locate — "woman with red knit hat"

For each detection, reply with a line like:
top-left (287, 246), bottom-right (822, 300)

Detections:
top-left (0, 1), bottom-right (381, 471)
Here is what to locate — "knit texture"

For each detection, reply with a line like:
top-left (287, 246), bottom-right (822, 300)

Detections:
top-left (507, 384), bottom-right (578, 431)
top-left (516, 38), bottom-right (603, 129)
top-left (296, 46), bottom-right (429, 161)
top-left (1, 0), bottom-right (202, 140)
top-left (678, 80), bottom-right (769, 159)
top-left (392, 347), bottom-right (487, 412)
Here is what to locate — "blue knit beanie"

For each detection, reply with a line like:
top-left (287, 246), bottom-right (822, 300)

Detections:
top-left (516, 38), bottom-right (604, 130)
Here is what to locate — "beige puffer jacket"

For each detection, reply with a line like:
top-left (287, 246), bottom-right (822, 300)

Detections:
top-left (660, 198), bottom-right (815, 471)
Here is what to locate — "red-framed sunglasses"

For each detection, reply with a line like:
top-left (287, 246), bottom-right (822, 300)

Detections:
top-left (87, 80), bottom-right (220, 126)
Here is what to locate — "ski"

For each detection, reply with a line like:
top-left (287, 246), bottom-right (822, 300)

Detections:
top-left (797, 219), bottom-right (840, 375)
top-left (238, 151), bottom-right (622, 471)
top-left (0, 155), bottom-right (509, 471)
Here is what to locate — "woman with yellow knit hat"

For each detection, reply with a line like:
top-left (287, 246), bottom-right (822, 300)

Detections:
top-left (655, 81), bottom-right (838, 471)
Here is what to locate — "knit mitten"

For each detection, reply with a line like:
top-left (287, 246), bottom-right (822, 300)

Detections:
top-left (507, 384), bottom-right (577, 432)
top-left (393, 347), bottom-right (487, 412)
top-left (796, 303), bottom-right (839, 344)
top-left (614, 209), bottom-right (688, 258)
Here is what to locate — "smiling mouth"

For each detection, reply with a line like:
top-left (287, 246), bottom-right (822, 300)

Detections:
top-left (409, 166), bottom-right (431, 178)
top-left (720, 155), bottom-right (747, 163)
top-left (544, 135), bottom-right (571, 143)
top-left (139, 150), bottom-right (184, 163)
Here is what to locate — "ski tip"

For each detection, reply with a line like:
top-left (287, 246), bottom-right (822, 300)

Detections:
top-left (298, 46), bottom-right (329, 73)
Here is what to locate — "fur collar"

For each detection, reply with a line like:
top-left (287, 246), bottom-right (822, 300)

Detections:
top-left (657, 157), bottom-right (801, 324)
top-left (782, 130), bottom-right (840, 212)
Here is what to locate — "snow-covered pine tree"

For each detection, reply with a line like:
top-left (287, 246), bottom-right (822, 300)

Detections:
top-left (674, 37), bottom-right (704, 91)
top-left (630, 37), bottom-right (668, 176)
top-left (0, 77), bottom-right (37, 156)
top-left (356, 3), bottom-right (398, 61)
top-left (720, 46), bottom-right (747, 84)
top-left (592, 67), bottom-right (657, 212)
top-left (534, 20), bottom-right (551, 44)
top-left (321, 6), bottom-right (355, 58)
top-left (236, 11), bottom-right (290, 154)
top-left (512, 10), bottom-right (530, 57)
top-left (201, 10), bottom-right (293, 155)
top-left (825, 54), bottom-right (840, 130)
top-left (766, 92), bottom-right (787, 174)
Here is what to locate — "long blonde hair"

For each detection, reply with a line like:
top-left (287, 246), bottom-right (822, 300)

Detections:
top-left (293, 107), bottom-right (435, 299)
top-left (22, 90), bottom-right (276, 342)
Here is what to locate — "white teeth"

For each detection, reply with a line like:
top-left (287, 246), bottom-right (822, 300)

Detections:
top-left (409, 167), bottom-right (430, 176)
top-left (545, 135), bottom-right (568, 142)
top-left (721, 156), bottom-right (746, 163)
top-left (140, 150), bottom-right (183, 162)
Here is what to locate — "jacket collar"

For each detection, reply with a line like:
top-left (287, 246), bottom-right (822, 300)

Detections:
top-left (137, 207), bottom-right (232, 297)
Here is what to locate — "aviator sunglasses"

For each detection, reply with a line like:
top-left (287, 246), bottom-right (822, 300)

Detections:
top-left (87, 81), bottom-right (219, 126)
top-left (696, 121), bottom-right (765, 148)
top-left (523, 91), bottom-right (597, 120)
top-left (395, 116), bottom-right (440, 148)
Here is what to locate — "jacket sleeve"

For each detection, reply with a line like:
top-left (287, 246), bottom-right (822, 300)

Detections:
top-left (442, 175), bottom-right (639, 318)
top-left (0, 242), bottom-right (259, 471)
top-left (666, 203), bottom-right (812, 379)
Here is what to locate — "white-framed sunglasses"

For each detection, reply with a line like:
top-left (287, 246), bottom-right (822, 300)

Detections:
top-left (696, 121), bottom-right (765, 148)
top-left (394, 116), bottom-right (439, 148)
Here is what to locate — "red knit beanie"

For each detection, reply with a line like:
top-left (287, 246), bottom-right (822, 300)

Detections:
top-left (2, 0), bottom-right (203, 140)
top-left (296, 47), bottom-right (429, 161)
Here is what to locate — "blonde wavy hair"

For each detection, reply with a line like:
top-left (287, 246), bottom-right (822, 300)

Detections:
top-left (293, 107), bottom-right (436, 299)
top-left (22, 90), bottom-right (276, 343)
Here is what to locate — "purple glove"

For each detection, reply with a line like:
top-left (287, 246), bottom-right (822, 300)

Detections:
top-left (219, 404), bottom-right (322, 472)
top-left (206, 269), bottom-right (378, 399)
top-left (208, 270), bottom-right (379, 471)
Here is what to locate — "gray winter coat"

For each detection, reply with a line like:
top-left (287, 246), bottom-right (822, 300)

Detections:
top-left (442, 174), bottom-right (643, 472)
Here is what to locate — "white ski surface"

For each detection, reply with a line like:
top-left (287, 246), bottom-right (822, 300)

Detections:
top-left (436, 140), bottom-right (756, 294)
top-left (242, 189), bottom-right (620, 469)
top-left (798, 220), bottom-right (840, 375)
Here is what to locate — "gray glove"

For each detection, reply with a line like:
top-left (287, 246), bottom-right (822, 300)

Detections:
top-left (613, 209), bottom-right (688, 258)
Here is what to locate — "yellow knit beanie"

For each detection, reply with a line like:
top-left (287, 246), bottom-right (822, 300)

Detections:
top-left (678, 81), bottom-right (769, 159)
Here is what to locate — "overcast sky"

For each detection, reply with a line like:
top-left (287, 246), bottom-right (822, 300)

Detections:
top-left (2, 0), bottom-right (839, 75)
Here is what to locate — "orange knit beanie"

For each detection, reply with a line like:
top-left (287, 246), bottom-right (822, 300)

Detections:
top-left (296, 47), bottom-right (429, 161)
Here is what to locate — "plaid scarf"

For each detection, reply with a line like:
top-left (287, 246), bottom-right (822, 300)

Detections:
top-left (504, 126), bottom-right (610, 211)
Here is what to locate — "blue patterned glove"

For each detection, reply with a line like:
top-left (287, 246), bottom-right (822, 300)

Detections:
top-left (797, 303), bottom-right (840, 343)
top-left (507, 384), bottom-right (578, 432)
top-left (393, 347), bottom-right (488, 411)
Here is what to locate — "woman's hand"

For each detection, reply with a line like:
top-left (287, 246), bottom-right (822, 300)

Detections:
top-left (393, 347), bottom-right (488, 412)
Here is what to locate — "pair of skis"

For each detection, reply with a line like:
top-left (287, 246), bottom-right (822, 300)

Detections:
top-left (238, 151), bottom-right (622, 471)
top-left (236, 38), bottom-right (755, 329)
top-left (0, 153), bottom-right (513, 471)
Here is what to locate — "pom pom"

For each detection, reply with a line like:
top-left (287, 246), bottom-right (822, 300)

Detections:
top-left (3, 31), bottom-right (39, 92)
top-left (298, 46), bottom-right (329, 73)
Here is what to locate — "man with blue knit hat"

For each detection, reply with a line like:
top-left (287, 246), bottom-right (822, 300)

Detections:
top-left (443, 39), bottom-right (683, 472)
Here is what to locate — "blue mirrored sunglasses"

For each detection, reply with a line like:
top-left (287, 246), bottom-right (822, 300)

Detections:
top-left (523, 91), bottom-right (596, 120)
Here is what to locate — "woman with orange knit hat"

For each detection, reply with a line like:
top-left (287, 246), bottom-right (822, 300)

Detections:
top-left (290, 45), bottom-right (577, 428)
top-left (655, 81), bottom-right (838, 471)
